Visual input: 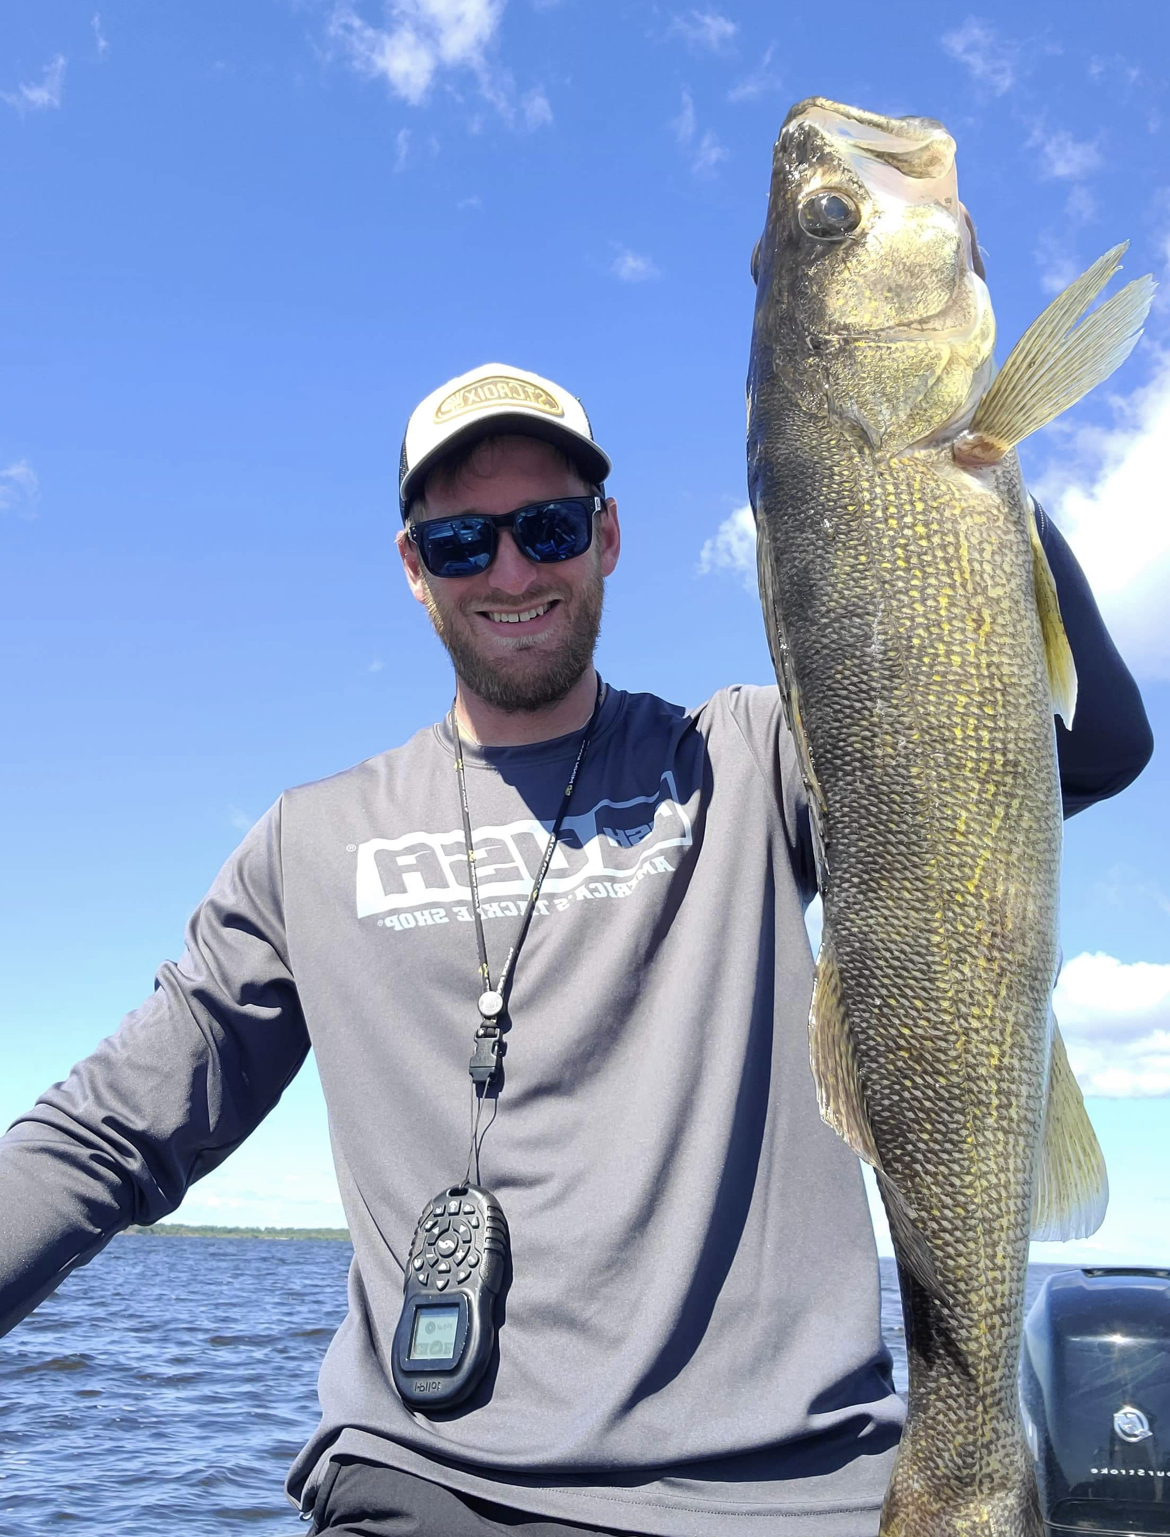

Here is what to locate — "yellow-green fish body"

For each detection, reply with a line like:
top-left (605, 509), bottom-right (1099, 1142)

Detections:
top-left (748, 99), bottom-right (1149, 1536)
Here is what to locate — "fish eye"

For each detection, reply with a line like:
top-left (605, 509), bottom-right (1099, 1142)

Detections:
top-left (750, 238), bottom-right (761, 284)
top-left (798, 190), bottom-right (861, 240)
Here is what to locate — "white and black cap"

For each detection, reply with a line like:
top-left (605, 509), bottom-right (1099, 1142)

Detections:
top-left (399, 363), bottom-right (611, 518)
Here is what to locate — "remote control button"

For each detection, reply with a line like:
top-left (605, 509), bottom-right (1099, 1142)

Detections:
top-left (435, 1275), bottom-right (448, 1290)
top-left (436, 1260), bottom-right (451, 1274)
top-left (457, 1268), bottom-right (470, 1283)
top-left (435, 1236), bottom-right (457, 1257)
top-left (424, 1249), bottom-right (437, 1266)
top-left (468, 1214), bottom-right (480, 1229)
top-left (462, 1203), bottom-right (475, 1215)
top-left (447, 1199), bottom-right (462, 1214)
top-left (454, 1246), bottom-right (468, 1265)
top-left (466, 1252), bottom-right (479, 1267)
top-left (424, 1217), bottom-right (439, 1232)
top-left (454, 1221), bottom-right (471, 1242)
top-left (431, 1202), bottom-right (446, 1217)
top-left (412, 1256), bottom-right (424, 1272)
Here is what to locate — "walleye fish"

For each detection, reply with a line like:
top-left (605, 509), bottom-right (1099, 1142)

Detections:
top-left (747, 99), bottom-right (1152, 1536)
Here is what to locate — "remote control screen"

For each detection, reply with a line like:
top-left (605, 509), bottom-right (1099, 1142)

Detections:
top-left (409, 1305), bottom-right (459, 1360)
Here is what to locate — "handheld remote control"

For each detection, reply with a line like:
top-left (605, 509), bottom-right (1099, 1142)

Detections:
top-left (391, 1182), bottom-right (509, 1410)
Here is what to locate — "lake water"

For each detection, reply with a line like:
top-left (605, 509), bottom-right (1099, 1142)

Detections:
top-left (0, 1238), bottom-right (1072, 1537)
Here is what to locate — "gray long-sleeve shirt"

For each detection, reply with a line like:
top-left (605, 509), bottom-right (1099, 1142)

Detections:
top-left (0, 517), bottom-right (1152, 1537)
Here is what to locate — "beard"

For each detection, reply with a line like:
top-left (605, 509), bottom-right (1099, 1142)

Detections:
top-left (421, 556), bottom-right (605, 714)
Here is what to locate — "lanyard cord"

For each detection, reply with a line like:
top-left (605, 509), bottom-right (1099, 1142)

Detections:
top-left (452, 679), bottom-right (605, 1179)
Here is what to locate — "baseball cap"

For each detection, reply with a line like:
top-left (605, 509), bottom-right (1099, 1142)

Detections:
top-left (399, 363), bottom-right (612, 518)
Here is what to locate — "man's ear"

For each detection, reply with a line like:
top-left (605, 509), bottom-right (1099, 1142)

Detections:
top-left (396, 526), bottom-right (431, 608)
top-left (599, 498), bottom-right (621, 578)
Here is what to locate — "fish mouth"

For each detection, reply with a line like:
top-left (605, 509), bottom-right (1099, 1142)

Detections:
top-left (780, 98), bottom-right (956, 181)
top-left (778, 100), bottom-right (983, 346)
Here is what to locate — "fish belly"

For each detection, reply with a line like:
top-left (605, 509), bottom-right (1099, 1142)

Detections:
top-left (752, 412), bottom-right (1060, 1535)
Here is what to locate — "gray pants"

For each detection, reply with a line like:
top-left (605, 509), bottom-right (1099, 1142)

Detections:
top-left (310, 1458), bottom-right (635, 1536)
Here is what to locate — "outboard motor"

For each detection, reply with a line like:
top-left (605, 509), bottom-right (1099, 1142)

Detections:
top-left (1021, 1268), bottom-right (1170, 1535)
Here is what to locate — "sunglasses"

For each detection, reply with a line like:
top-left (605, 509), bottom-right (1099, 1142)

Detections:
top-left (407, 496), bottom-right (604, 579)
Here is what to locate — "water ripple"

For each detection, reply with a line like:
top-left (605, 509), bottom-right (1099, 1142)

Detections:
top-left (0, 1236), bottom-right (1070, 1536)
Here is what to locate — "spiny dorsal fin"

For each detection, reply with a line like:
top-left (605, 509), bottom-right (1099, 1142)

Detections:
top-left (1032, 1012), bottom-right (1109, 1240)
top-left (955, 244), bottom-right (1154, 464)
top-left (1028, 499), bottom-right (1078, 729)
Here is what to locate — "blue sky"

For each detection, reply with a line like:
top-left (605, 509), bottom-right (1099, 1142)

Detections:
top-left (0, 1), bottom-right (1166, 1265)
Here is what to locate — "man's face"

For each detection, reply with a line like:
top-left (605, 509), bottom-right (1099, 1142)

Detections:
top-left (397, 436), bottom-right (621, 714)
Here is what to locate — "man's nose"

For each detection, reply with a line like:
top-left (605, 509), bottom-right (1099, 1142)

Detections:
top-left (488, 530), bottom-right (539, 593)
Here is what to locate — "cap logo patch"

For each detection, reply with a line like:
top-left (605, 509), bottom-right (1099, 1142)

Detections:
top-left (434, 376), bottom-right (565, 423)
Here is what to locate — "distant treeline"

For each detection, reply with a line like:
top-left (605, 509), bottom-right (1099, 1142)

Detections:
top-left (122, 1223), bottom-right (351, 1241)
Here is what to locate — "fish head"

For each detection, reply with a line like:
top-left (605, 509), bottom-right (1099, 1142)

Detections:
top-left (750, 98), bottom-right (995, 455)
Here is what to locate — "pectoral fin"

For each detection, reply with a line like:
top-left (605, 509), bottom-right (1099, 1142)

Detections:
top-left (1027, 499), bottom-right (1078, 729)
top-left (1032, 1013), bottom-right (1109, 1240)
top-left (954, 244), bottom-right (1154, 466)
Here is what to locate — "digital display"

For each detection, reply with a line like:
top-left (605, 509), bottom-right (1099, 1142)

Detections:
top-left (409, 1305), bottom-right (459, 1361)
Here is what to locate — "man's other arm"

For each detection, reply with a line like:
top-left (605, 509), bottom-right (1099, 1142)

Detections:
top-left (1036, 504), bottom-right (1155, 818)
top-left (0, 799), bottom-right (310, 1335)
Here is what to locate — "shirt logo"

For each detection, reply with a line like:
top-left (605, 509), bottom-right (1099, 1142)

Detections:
top-left (355, 775), bottom-right (692, 919)
top-left (434, 377), bottom-right (564, 423)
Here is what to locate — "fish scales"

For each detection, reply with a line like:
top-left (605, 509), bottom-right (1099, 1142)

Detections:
top-left (748, 97), bottom-right (1138, 1536)
top-left (755, 413), bottom-right (1056, 1527)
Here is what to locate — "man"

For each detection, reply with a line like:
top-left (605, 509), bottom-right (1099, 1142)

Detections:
top-left (0, 364), bottom-right (1153, 1537)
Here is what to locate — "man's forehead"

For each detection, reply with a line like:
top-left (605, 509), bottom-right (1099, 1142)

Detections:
top-left (422, 436), bottom-right (587, 512)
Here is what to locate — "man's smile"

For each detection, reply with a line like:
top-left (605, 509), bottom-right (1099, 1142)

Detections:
top-left (471, 597), bottom-right (562, 635)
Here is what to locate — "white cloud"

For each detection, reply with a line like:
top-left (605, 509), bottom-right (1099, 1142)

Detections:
top-left (669, 9), bottom-right (737, 53)
top-left (92, 14), bottom-right (109, 58)
top-left (670, 90), bottom-right (726, 177)
top-left (368, 659), bottom-right (385, 672)
top-left (1055, 952), bottom-right (1170, 1097)
top-left (1033, 127), bottom-right (1102, 181)
top-left (692, 129), bottom-right (727, 177)
top-left (394, 126), bottom-right (411, 171)
top-left (228, 806), bottom-right (253, 833)
top-left (457, 194), bottom-right (483, 209)
top-left (1033, 236), bottom-right (1079, 297)
top-left (1036, 345), bottom-right (1170, 679)
top-left (0, 460), bottom-right (39, 518)
top-left (728, 44), bottom-right (781, 104)
top-left (521, 85), bottom-right (552, 129)
top-left (697, 504), bottom-right (757, 591)
top-left (671, 88), bottom-right (696, 146)
top-left (940, 17), bottom-right (1017, 94)
top-left (327, 0), bottom-right (505, 109)
top-left (610, 246), bottom-right (660, 283)
top-left (2, 55), bottom-right (66, 114)
top-left (1065, 185), bottom-right (1098, 224)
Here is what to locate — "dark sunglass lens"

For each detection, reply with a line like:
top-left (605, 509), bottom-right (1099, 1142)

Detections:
top-left (419, 517), bottom-right (494, 577)
top-left (514, 501), bottom-right (591, 563)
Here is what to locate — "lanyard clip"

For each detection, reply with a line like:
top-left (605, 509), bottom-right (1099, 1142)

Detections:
top-left (469, 1026), bottom-right (503, 1084)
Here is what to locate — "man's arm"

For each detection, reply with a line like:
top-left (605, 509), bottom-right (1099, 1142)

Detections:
top-left (1036, 504), bottom-right (1155, 818)
top-left (0, 799), bottom-right (310, 1335)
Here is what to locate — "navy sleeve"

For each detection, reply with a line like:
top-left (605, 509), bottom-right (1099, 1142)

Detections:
top-left (1036, 504), bottom-right (1154, 818)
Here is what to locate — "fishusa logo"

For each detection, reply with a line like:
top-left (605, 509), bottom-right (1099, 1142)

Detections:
top-left (355, 775), bottom-right (694, 920)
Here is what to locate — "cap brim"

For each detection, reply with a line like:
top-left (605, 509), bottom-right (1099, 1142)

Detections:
top-left (400, 412), bottom-right (612, 515)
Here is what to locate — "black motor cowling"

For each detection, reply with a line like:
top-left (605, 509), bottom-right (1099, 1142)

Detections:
top-left (1021, 1268), bottom-right (1170, 1535)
